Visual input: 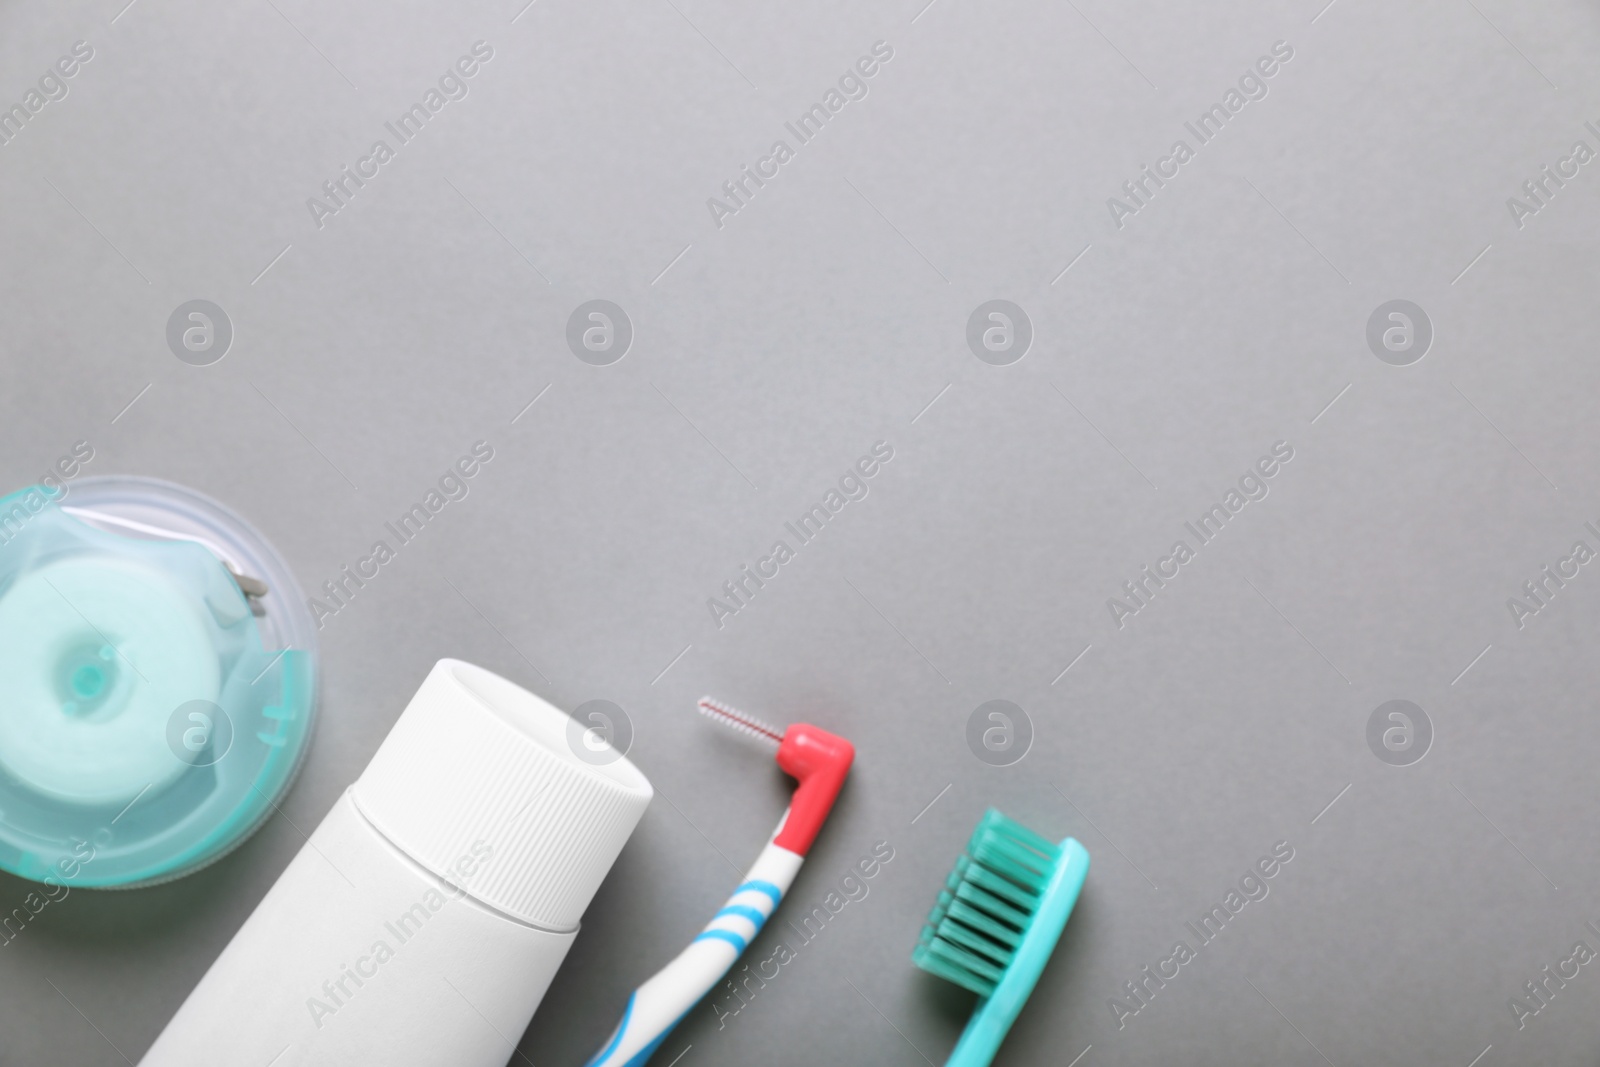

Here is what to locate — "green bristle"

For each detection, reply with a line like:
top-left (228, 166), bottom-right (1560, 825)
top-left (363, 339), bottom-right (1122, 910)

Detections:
top-left (912, 809), bottom-right (1063, 998)
top-left (945, 897), bottom-right (1024, 951)
top-left (953, 880), bottom-right (1031, 930)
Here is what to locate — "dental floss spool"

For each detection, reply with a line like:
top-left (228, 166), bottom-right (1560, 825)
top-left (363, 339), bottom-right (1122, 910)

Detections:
top-left (140, 659), bottom-right (654, 1067)
top-left (0, 476), bottom-right (317, 887)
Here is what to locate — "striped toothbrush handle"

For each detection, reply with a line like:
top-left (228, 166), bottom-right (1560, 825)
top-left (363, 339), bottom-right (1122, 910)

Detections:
top-left (584, 834), bottom-right (803, 1067)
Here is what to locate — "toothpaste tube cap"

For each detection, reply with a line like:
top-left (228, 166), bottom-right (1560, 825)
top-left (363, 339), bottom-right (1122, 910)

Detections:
top-left (352, 659), bottom-right (653, 931)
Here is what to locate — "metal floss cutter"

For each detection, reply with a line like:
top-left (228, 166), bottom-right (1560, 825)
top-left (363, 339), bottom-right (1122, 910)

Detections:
top-left (0, 475), bottom-right (317, 888)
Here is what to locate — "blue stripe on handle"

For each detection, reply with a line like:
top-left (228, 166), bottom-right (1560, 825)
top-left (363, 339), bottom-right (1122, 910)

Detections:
top-left (621, 1028), bottom-right (673, 1067)
top-left (583, 991), bottom-right (635, 1067)
top-left (588, 879), bottom-right (787, 1065)
top-left (693, 929), bottom-right (748, 952)
top-left (733, 879), bottom-right (783, 906)
top-left (714, 904), bottom-right (768, 928)
top-left (619, 1004), bottom-right (692, 1067)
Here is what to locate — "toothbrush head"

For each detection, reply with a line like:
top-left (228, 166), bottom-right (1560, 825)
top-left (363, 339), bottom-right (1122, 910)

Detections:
top-left (696, 696), bottom-right (854, 857)
top-left (912, 810), bottom-right (1089, 1065)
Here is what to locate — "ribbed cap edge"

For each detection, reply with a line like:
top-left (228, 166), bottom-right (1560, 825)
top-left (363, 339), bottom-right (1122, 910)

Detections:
top-left (351, 659), bottom-right (652, 930)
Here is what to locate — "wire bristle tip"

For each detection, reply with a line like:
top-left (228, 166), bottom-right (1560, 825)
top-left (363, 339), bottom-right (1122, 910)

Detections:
top-left (696, 696), bottom-right (784, 747)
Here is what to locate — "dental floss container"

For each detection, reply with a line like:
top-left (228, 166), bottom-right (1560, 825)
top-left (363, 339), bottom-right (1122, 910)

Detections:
top-left (0, 475), bottom-right (317, 888)
top-left (140, 658), bottom-right (654, 1067)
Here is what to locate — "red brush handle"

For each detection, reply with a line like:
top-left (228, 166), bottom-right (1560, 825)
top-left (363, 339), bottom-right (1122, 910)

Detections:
top-left (772, 723), bottom-right (854, 855)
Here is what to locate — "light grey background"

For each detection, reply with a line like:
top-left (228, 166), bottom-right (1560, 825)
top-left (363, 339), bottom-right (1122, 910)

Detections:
top-left (2, 0), bottom-right (1598, 1064)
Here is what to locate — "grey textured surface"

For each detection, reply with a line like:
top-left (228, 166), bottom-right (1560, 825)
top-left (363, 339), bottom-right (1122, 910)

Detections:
top-left (3, 0), bottom-right (1600, 1064)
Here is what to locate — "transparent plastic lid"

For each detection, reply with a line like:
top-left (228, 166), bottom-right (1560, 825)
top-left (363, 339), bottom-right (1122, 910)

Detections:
top-left (0, 476), bottom-right (318, 888)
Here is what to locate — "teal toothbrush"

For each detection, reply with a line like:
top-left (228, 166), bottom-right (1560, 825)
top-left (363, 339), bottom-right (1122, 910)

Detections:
top-left (913, 809), bottom-right (1090, 1067)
